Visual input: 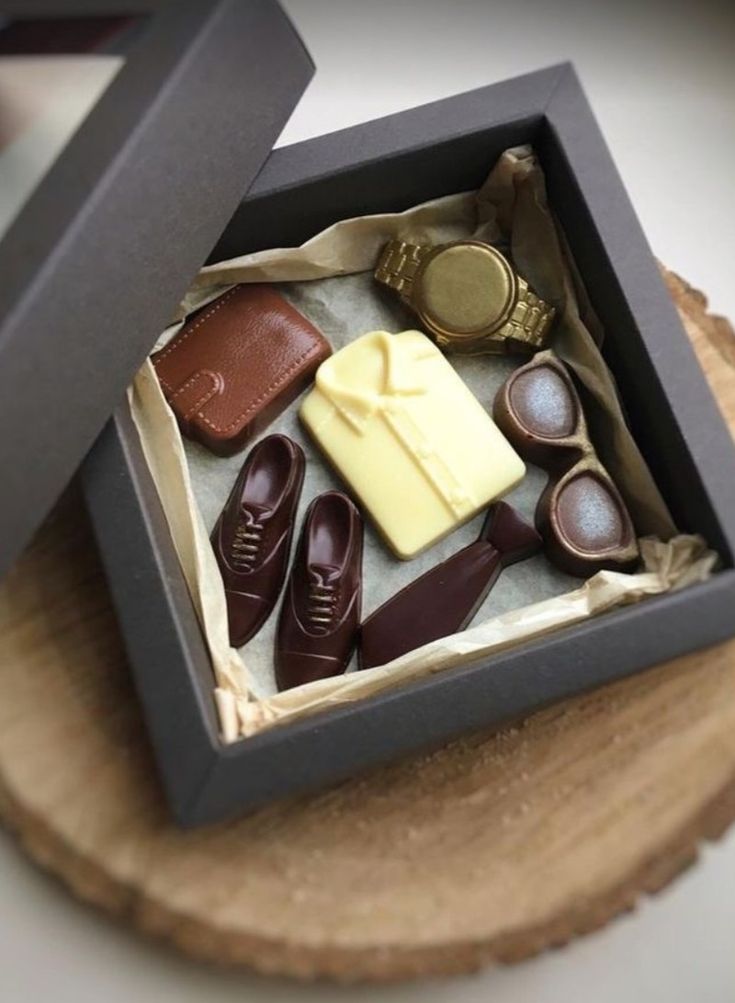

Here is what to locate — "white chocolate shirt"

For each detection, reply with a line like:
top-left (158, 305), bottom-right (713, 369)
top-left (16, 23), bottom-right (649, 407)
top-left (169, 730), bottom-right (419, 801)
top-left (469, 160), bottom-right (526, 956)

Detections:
top-left (300, 330), bottom-right (525, 559)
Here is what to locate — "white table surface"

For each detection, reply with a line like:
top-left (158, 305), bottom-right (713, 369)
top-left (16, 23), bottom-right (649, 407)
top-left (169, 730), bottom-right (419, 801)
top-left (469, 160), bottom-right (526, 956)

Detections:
top-left (1, 1), bottom-right (734, 999)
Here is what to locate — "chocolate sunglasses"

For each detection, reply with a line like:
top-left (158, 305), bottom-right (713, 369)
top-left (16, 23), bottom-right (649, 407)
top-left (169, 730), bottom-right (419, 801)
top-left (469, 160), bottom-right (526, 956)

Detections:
top-left (494, 351), bottom-right (640, 577)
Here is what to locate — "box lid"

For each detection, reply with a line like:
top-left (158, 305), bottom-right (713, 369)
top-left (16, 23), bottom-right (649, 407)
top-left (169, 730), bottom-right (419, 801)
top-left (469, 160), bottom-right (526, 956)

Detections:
top-left (0, 0), bottom-right (313, 580)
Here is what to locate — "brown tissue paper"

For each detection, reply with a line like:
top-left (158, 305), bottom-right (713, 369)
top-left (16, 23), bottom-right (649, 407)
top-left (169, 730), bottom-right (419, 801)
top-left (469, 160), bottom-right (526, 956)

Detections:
top-left (130, 147), bottom-right (714, 741)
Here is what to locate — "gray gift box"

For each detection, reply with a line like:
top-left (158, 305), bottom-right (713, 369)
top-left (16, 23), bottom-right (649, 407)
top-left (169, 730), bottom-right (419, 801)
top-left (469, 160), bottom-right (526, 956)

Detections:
top-left (1, 2), bottom-right (733, 826)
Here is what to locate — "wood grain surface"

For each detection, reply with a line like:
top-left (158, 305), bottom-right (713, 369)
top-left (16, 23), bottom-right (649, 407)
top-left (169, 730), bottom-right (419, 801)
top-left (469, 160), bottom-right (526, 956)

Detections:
top-left (0, 269), bottom-right (733, 982)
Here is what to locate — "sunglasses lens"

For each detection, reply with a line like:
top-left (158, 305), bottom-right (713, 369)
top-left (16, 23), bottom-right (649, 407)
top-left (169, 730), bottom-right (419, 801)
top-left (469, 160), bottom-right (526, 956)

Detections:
top-left (556, 473), bottom-right (626, 554)
top-left (509, 365), bottom-right (577, 439)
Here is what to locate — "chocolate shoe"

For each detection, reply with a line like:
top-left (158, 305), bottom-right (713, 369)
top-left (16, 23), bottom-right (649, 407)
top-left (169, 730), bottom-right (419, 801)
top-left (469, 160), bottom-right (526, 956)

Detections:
top-left (211, 435), bottom-right (305, 647)
top-left (276, 491), bottom-right (363, 690)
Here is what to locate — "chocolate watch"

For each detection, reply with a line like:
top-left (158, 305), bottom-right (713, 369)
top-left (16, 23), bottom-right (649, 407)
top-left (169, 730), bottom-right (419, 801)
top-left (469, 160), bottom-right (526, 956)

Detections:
top-left (374, 239), bottom-right (556, 355)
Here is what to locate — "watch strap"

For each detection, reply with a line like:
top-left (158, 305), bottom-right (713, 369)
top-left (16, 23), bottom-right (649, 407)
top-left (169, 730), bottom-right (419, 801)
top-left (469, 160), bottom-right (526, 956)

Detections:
top-left (374, 239), bottom-right (431, 302)
top-left (501, 277), bottom-right (556, 351)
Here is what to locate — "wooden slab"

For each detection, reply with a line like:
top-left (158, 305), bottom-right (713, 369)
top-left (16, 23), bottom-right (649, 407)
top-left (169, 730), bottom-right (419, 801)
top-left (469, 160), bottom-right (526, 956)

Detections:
top-left (0, 269), bottom-right (733, 982)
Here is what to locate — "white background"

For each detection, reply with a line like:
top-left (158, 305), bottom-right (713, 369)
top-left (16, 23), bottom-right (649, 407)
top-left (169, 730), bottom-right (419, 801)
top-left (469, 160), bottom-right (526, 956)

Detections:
top-left (1, 0), bottom-right (734, 999)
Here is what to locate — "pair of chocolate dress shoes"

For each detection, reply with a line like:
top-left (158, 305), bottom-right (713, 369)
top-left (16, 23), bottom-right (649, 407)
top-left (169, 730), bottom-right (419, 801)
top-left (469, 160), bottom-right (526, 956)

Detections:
top-left (210, 435), bottom-right (363, 690)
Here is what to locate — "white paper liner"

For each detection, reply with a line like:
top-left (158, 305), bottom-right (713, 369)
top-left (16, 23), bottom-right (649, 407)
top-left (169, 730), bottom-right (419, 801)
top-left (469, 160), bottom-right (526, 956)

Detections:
top-left (182, 271), bottom-right (581, 698)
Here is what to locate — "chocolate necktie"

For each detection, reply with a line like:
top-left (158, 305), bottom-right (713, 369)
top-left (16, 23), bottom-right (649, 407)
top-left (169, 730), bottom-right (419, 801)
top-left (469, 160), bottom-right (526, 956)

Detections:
top-left (359, 501), bottom-right (542, 670)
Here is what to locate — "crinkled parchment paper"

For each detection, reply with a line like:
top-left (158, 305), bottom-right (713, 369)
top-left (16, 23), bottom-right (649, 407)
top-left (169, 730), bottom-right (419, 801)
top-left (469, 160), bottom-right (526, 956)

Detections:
top-left (129, 147), bottom-right (716, 741)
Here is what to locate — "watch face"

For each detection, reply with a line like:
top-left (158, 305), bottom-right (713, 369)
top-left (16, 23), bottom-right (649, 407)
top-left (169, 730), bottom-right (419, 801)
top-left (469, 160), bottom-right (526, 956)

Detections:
top-left (415, 242), bottom-right (516, 341)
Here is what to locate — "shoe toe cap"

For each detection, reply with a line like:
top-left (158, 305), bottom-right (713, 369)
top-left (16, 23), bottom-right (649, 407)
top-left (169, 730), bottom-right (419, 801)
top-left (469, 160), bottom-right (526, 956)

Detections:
top-left (225, 591), bottom-right (271, 647)
top-left (276, 650), bottom-right (344, 691)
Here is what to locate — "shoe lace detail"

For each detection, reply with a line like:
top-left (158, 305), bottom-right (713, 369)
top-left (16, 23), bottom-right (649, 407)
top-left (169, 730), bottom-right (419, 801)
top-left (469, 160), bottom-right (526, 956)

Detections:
top-left (307, 581), bottom-right (339, 629)
top-left (230, 514), bottom-right (264, 572)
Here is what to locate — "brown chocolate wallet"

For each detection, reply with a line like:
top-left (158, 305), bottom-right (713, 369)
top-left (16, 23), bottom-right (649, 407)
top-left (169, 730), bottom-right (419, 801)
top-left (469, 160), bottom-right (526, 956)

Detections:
top-left (152, 284), bottom-right (332, 456)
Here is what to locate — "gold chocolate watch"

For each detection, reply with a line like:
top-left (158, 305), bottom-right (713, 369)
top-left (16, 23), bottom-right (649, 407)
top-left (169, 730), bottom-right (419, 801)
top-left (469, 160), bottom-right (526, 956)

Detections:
top-left (374, 239), bottom-right (556, 355)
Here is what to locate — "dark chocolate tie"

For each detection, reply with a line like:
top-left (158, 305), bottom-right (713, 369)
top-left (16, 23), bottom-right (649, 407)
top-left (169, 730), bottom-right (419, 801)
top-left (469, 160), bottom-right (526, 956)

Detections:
top-left (359, 502), bottom-right (542, 671)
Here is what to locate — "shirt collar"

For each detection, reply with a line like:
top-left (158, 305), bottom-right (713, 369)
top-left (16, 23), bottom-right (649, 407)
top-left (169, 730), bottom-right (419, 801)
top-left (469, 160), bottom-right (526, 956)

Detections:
top-left (316, 331), bottom-right (433, 433)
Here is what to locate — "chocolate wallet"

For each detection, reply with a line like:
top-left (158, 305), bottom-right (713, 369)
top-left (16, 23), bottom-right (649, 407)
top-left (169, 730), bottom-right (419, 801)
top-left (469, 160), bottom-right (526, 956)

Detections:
top-left (153, 284), bottom-right (332, 456)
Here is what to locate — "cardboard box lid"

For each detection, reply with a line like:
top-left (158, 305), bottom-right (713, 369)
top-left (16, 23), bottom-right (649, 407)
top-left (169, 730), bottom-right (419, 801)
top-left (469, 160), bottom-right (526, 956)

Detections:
top-left (0, 0), bottom-right (313, 580)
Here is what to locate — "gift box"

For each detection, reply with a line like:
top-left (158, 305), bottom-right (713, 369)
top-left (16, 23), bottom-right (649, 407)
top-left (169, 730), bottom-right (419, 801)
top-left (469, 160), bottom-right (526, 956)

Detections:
top-left (3, 2), bottom-right (734, 827)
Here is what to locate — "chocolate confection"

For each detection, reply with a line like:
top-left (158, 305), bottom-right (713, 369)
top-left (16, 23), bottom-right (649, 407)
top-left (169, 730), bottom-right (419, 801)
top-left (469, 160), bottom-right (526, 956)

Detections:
top-left (276, 491), bottom-right (363, 691)
top-left (374, 238), bottom-right (556, 355)
top-left (494, 351), bottom-right (639, 577)
top-left (211, 435), bottom-right (304, 647)
top-left (153, 284), bottom-right (332, 456)
top-left (359, 502), bottom-right (541, 671)
top-left (300, 329), bottom-right (525, 559)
